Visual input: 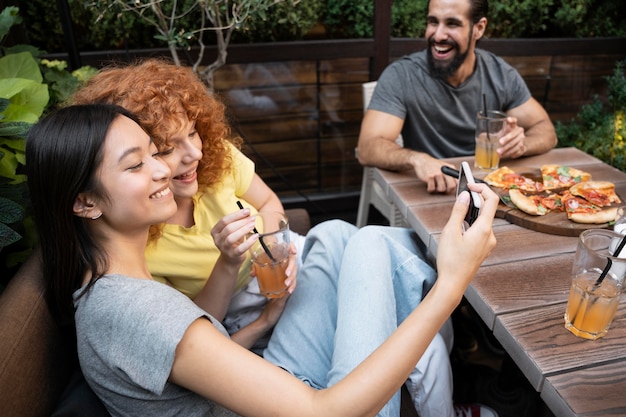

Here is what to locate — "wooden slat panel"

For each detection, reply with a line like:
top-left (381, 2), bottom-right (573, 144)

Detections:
top-left (243, 139), bottom-right (319, 167)
top-left (222, 85), bottom-right (318, 119)
top-left (235, 115), bottom-right (318, 143)
top-left (542, 359), bottom-right (626, 417)
top-left (550, 54), bottom-right (623, 78)
top-left (320, 135), bottom-right (359, 165)
top-left (493, 302), bottom-right (626, 391)
top-left (467, 253), bottom-right (574, 329)
top-left (215, 61), bottom-right (317, 89)
top-left (502, 55), bottom-right (552, 77)
top-left (319, 109), bottom-right (363, 138)
top-left (320, 84), bottom-right (363, 113)
top-left (319, 57), bottom-right (370, 84)
top-left (320, 161), bottom-right (364, 192)
top-left (256, 164), bottom-right (320, 194)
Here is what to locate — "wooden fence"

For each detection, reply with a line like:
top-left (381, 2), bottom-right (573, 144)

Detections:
top-left (68, 38), bottom-right (626, 200)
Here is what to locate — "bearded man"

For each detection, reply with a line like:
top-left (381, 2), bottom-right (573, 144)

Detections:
top-left (357, 0), bottom-right (557, 194)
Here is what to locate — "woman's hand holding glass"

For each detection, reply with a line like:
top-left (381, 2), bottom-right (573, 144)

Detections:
top-left (211, 208), bottom-right (260, 267)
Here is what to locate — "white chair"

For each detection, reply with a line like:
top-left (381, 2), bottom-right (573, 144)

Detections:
top-left (355, 81), bottom-right (407, 228)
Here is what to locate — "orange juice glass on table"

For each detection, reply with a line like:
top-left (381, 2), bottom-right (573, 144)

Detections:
top-left (248, 211), bottom-right (290, 298)
top-left (474, 110), bottom-right (506, 171)
top-left (564, 229), bottom-right (626, 340)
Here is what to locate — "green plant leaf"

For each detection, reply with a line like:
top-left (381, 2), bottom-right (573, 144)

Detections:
top-left (0, 196), bottom-right (23, 223)
top-left (0, 78), bottom-right (48, 123)
top-left (0, 52), bottom-right (43, 82)
top-left (0, 121), bottom-right (31, 138)
top-left (0, 146), bottom-right (19, 180)
top-left (0, 6), bottom-right (21, 40)
top-left (0, 222), bottom-right (22, 247)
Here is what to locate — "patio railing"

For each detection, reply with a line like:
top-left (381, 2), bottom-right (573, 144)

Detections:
top-left (46, 37), bottom-right (626, 203)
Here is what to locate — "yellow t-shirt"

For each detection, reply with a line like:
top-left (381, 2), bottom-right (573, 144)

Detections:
top-left (145, 144), bottom-right (257, 299)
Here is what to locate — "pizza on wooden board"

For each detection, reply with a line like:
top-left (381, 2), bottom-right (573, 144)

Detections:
top-left (561, 190), bottom-right (619, 224)
top-left (541, 164), bottom-right (592, 190)
top-left (508, 185), bottom-right (620, 224)
top-left (487, 166), bottom-right (620, 224)
top-left (569, 180), bottom-right (621, 207)
top-left (483, 167), bottom-right (545, 192)
top-left (508, 189), bottom-right (561, 216)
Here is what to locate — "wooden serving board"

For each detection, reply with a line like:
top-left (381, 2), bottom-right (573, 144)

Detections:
top-left (474, 165), bottom-right (624, 236)
top-left (494, 196), bottom-right (615, 237)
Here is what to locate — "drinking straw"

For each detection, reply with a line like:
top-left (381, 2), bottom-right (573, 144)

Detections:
top-left (237, 201), bottom-right (276, 262)
top-left (593, 233), bottom-right (626, 287)
top-left (482, 94), bottom-right (492, 168)
top-left (482, 93), bottom-right (488, 119)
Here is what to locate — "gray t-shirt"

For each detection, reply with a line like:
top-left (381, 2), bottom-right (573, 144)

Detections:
top-left (73, 275), bottom-right (240, 417)
top-left (368, 48), bottom-right (531, 158)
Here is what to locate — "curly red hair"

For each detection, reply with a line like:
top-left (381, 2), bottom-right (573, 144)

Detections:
top-left (70, 58), bottom-right (241, 241)
top-left (70, 58), bottom-right (240, 191)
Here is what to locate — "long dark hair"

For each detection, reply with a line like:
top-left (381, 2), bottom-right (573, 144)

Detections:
top-left (26, 104), bottom-right (140, 322)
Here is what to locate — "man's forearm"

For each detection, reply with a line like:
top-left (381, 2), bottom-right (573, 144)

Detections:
top-left (358, 139), bottom-right (423, 172)
top-left (523, 120), bottom-right (558, 156)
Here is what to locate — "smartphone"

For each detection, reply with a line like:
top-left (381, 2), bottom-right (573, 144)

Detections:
top-left (456, 161), bottom-right (482, 228)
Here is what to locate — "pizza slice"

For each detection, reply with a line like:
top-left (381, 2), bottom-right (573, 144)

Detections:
top-left (508, 189), bottom-right (561, 216)
top-left (569, 180), bottom-right (621, 207)
top-left (560, 190), bottom-right (619, 224)
top-left (484, 166), bottom-right (545, 192)
top-left (541, 164), bottom-right (591, 190)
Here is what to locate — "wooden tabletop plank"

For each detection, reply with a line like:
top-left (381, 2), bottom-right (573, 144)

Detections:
top-left (371, 168), bottom-right (416, 199)
top-left (429, 223), bottom-right (579, 266)
top-left (493, 302), bottom-right (626, 391)
top-left (503, 147), bottom-right (601, 168)
top-left (466, 253), bottom-right (575, 329)
top-left (541, 359), bottom-right (626, 417)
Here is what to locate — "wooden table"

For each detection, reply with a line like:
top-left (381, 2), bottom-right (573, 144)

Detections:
top-left (372, 147), bottom-right (626, 417)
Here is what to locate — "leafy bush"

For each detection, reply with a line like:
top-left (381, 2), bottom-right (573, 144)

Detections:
top-left (556, 60), bottom-right (626, 171)
top-left (487, 0), bottom-right (554, 38)
top-left (391, 0), bottom-right (428, 38)
top-left (0, 7), bottom-right (96, 283)
top-left (322, 0), bottom-right (427, 39)
top-left (19, 0), bottom-right (158, 51)
top-left (233, 0), bottom-right (323, 42)
top-left (552, 0), bottom-right (626, 37)
top-left (323, 0), bottom-right (374, 38)
top-left (13, 0), bottom-right (626, 53)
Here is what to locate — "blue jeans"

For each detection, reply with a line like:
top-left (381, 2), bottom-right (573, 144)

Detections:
top-left (263, 220), bottom-right (454, 417)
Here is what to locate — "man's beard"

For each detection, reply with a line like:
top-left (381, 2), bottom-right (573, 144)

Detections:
top-left (426, 37), bottom-right (470, 80)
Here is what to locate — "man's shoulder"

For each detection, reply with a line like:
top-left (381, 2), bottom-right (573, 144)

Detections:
top-left (475, 48), bottom-right (513, 68)
top-left (400, 49), bottom-right (427, 63)
top-left (383, 50), bottom-right (428, 75)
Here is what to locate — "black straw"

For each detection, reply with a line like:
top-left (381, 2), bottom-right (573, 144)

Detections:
top-left (237, 201), bottom-right (276, 262)
top-left (482, 94), bottom-right (492, 168)
top-left (482, 94), bottom-right (488, 119)
top-left (593, 233), bottom-right (626, 287)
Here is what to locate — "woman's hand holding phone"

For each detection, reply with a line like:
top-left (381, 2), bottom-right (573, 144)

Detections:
top-left (456, 161), bottom-right (482, 229)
